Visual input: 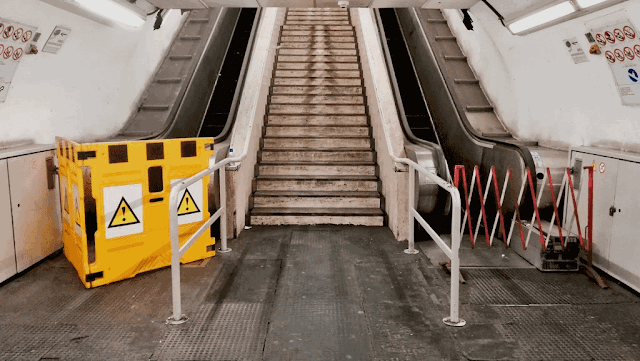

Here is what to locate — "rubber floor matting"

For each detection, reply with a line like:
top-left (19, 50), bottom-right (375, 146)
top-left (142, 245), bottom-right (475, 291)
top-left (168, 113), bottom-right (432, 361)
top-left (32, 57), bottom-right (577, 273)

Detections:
top-left (1, 226), bottom-right (640, 360)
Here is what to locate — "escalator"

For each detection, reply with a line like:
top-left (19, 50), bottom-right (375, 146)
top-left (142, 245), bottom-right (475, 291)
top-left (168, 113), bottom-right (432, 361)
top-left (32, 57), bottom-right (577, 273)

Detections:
top-left (380, 8), bottom-right (567, 212)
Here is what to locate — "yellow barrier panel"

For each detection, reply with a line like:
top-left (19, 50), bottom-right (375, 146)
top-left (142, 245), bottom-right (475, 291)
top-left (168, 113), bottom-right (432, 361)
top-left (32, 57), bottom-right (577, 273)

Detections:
top-left (56, 137), bottom-right (215, 288)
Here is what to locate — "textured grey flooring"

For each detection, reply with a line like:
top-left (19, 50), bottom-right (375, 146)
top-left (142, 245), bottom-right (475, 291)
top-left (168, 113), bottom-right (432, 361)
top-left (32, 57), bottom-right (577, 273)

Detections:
top-left (0, 226), bottom-right (639, 360)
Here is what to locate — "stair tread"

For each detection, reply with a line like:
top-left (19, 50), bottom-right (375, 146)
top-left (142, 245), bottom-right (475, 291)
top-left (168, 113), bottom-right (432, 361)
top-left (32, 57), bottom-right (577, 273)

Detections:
top-left (261, 147), bottom-right (373, 151)
top-left (259, 161), bottom-right (376, 165)
top-left (254, 191), bottom-right (380, 197)
top-left (251, 207), bottom-right (384, 215)
top-left (263, 135), bottom-right (370, 139)
top-left (257, 174), bottom-right (377, 180)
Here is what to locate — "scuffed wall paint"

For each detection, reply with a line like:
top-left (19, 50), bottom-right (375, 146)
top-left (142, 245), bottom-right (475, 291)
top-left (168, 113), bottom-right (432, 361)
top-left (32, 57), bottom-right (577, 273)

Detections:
top-left (0, 0), bottom-right (185, 144)
top-left (444, 1), bottom-right (640, 152)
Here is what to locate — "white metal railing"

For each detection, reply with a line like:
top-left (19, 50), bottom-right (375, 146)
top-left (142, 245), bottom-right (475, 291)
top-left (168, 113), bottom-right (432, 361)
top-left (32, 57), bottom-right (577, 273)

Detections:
top-left (166, 155), bottom-right (240, 325)
top-left (394, 157), bottom-right (466, 327)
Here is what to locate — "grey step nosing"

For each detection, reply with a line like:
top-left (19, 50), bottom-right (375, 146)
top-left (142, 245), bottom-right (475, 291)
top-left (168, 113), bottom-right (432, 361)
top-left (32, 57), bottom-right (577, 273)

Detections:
top-left (256, 175), bottom-right (378, 180)
top-left (253, 191), bottom-right (380, 198)
top-left (260, 148), bottom-right (374, 152)
top-left (444, 55), bottom-right (468, 61)
top-left (250, 207), bottom-right (384, 215)
top-left (435, 36), bottom-right (457, 41)
top-left (262, 135), bottom-right (370, 139)
top-left (454, 78), bottom-right (480, 84)
top-left (258, 161), bottom-right (376, 166)
top-left (427, 18), bottom-right (447, 23)
top-left (156, 78), bottom-right (182, 83)
top-left (188, 19), bottom-right (210, 23)
top-left (466, 105), bottom-right (494, 112)
top-left (169, 55), bottom-right (194, 60)
top-left (264, 124), bottom-right (369, 128)
top-left (179, 36), bottom-right (202, 40)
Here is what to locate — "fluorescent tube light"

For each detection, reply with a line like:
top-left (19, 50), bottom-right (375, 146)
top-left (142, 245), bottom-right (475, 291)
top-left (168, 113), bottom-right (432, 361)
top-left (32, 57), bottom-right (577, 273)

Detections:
top-left (74, 0), bottom-right (146, 28)
top-left (508, 1), bottom-right (576, 34)
top-left (574, 0), bottom-right (608, 8)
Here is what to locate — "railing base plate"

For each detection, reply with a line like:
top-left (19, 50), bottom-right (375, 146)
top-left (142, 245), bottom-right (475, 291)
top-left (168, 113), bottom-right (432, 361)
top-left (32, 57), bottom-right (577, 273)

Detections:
top-left (166, 315), bottom-right (188, 325)
top-left (443, 317), bottom-right (466, 327)
top-left (218, 247), bottom-right (232, 253)
top-left (404, 248), bottom-right (419, 255)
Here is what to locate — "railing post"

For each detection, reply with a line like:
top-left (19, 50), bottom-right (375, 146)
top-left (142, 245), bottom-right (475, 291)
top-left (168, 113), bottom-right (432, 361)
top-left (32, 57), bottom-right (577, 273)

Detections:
top-left (444, 187), bottom-right (466, 327)
top-left (167, 187), bottom-right (187, 325)
top-left (404, 165), bottom-right (419, 255)
top-left (218, 166), bottom-right (231, 253)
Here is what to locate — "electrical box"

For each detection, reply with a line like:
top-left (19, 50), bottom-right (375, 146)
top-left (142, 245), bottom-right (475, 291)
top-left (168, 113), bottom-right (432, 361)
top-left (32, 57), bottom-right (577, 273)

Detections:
top-left (567, 146), bottom-right (640, 293)
top-left (0, 144), bottom-right (62, 283)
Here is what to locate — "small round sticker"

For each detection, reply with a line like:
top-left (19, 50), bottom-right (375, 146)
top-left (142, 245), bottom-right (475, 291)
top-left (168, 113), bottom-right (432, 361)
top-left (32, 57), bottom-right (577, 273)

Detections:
top-left (599, 162), bottom-right (606, 174)
top-left (624, 25), bottom-right (636, 39)
top-left (615, 48), bottom-right (625, 62)
top-left (596, 33), bottom-right (607, 46)
top-left (3, 45), bottom-right (13, 59)
top-left (605, 50), bottom-right (615, 63)
top-left (605, 30), bottom-right (616, 44)
top-left (11, 28), bottom-right (23, 42)
top-left (21, 30), bottom-right (32, 43)
top-left (624, 47), bottom-right (635, 60)
top-left (11, 47), bottom-right (23, 61)
top-left (2, 25), bottom-right (14, 39)
top-left (614, 28), bottom-right (625, 42)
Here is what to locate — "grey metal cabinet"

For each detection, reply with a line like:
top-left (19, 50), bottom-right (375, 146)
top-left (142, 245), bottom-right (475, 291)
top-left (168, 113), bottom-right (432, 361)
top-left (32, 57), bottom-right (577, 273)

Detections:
top-left (568, 147), bottom-right (640, 293)
top-left (0, 145), bottom-right (62, 283)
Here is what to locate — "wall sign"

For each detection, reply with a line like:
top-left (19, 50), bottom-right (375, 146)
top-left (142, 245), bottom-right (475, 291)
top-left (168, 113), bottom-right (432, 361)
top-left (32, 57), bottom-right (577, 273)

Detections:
top-left (592, 19), bottom-right (640, 106)
top-left (564, 37), bottom-right (589, 64)
top-left (0, 17), bottom-right (37, 103)
top-left (42, 26), bottom-right (70, 54)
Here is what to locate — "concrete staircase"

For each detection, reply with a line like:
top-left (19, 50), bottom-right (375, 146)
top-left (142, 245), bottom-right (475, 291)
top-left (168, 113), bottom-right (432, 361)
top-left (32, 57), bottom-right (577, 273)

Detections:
top-left (249, 8), bottom-right (384, 226)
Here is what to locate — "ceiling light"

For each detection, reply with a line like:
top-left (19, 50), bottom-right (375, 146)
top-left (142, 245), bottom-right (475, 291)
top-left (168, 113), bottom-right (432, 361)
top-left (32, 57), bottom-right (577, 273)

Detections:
top-left (508, 1), bottom-right (576, 34)
top-left (574, 0), bottom-right (608, 8)
top-left (74, 0), bottom-right (146, 28)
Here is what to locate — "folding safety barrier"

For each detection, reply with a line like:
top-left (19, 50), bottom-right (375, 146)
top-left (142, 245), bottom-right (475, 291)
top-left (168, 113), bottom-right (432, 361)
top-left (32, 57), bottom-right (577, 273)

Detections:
top-left (56, 137), bottom-right (215, 288)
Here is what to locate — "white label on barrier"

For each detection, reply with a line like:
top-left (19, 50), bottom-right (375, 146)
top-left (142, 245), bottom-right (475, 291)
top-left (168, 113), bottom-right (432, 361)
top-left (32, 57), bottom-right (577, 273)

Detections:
top-left (60, 175), bottom-right (69, 222)
top-left (73, 184), bottom-right (81, 235)
top-left (104, 184), bottom-right (143, 239)
top-left (171, 178), bottom-right (204, 225)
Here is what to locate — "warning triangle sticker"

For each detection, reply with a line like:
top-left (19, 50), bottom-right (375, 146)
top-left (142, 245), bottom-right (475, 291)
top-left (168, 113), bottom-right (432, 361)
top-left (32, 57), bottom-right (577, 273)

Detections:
top-left (108, 197), bottom-right (141, 228)
top-left (177, 189), bottom-right (200, 216)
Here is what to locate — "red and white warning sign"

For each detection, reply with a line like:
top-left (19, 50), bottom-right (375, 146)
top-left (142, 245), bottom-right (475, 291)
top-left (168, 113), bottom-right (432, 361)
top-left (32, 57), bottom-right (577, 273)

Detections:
top-left (605, 50), bottom-right (615, 63)
top-left (614, 48), bottom-right (625, 62)
top-left (624, 46), bottom-right (635, 61)
top-left (605, 30), bottom-right (616, 44)
top-left (3, 45), bottom-right (13, 59)
top-left (634, 44), bottom-right (640, 58)
top-left (595, 33), bottom-right (607, 46)
top-left (11, 48), bottom-right (22, 61)
top-left (624, 25), bottom-right (636, 39)
top-left (614, 28), bottom-right (625, 42)
top-left (21, 30), bottom-right (32, 43)
top-left (11, 28), bottom-right (22, 42)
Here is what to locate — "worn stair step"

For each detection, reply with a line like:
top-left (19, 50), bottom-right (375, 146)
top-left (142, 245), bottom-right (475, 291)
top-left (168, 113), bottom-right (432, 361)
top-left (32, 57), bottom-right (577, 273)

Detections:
top-left (253, 193), bottom-right (380, 209)
top-left (258, 163), bottom-right (376, 176)
top-left (278, 48), bottom-right (357, 56)
top-left (266, 114), bottom-right (368, 125)
top-left (276, 62), bottom-right (359, 70)
top-left (273, 78), bottom-right (362, 87)
top-left (282, 25), bottom-right (353, 31)
top-left (268, 104), bottom-right (366, 115)
top-left (263, 137), bottom-right (371, 149)
top-left (280, 36), bottom-right (355, 43)
top-left (278, 42), bottom-right (356, 49)
top-left (277, 55), bottom-right (358, 63)
top-left (281, 30), bottom-right (354, 36)
top-left (270, 95), bottom-right (364, 105)
top-left (287, 16), bottom-right (349, 21)
top-left (286, 21), bottom-right (351, 25)
top-left (289, 8), bottom-right (348, 12)
top-left (287, 12), bottom-right (349, 16)
top-left (250, 208), bottom-right (384, 226)
top-left (274, 70), bottom-right (361, 78)
top-left (255, 175), bottom-right (378, 192)
top-left (265, 125), bottom-right (369, 137)
top-left (271, 86), bottom-right (362, 95)
top-left (260, 149), bottom-right (375, 162)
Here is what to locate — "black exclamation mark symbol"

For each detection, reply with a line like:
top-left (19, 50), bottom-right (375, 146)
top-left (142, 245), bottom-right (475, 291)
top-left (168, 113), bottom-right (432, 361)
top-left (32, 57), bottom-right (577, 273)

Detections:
top-left (122, 206), bottom-right (126, 222)
top-left (186, 197), bottom-right (189, 211)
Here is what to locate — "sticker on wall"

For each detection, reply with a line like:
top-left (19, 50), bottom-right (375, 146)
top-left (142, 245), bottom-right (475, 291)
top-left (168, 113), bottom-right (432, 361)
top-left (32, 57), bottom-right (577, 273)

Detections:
top-left (635, 45), bottom-right (640, 58)
top-left (596, 33), bottom-right (607, 46)
top-left (625, 47), bottom-right (635, 61)
top-left (103, 184), bottom-right (144, 239)
top-left (42, 26), bottom-right (71, 54)
top-left (599, 162), bottom-right (606, 174)
top-left (60, 175), bottom-right (69, 222)
top-left (628, 68), bottom-right (638, 83)
top-left (615, 48), bottom-right (625, 62)
top-left (624, 26), bottom-right (636, 40)
top-left (605, 30), bottom-right (616, 44)
top-left (564, 37), bottom-right (589, 64)
top-left (171, 178), bottom-right (204, 225)
top-left (0, 17), bottom-right (37, 103)
top-left (614, 28), bottom-right (625, 42)
top-left (605, 50), bottom-right (616, 63)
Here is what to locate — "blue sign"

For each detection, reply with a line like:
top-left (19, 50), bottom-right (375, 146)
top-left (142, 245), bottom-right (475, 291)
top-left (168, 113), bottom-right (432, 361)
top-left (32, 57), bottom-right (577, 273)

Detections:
top-left (629, 68), bottom-right (638, 82)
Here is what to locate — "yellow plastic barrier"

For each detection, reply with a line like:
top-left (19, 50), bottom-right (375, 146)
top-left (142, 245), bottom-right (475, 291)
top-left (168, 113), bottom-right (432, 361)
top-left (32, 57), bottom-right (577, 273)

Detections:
top-left (56, 137), bottom-right (215, 288)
